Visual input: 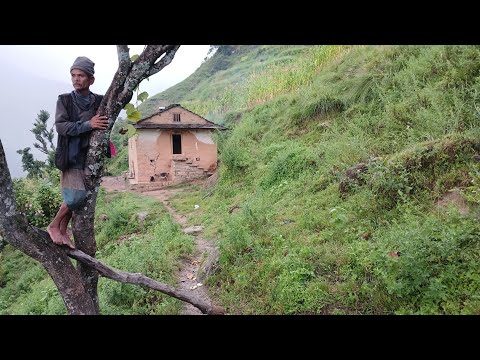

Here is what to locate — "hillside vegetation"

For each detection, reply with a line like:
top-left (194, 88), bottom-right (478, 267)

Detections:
top-left (139, 45), bottom-right (313, 120)
top-left (165, 45), bottom-right (480, 314)
top-left (3, 45), bottom-right (479, 315)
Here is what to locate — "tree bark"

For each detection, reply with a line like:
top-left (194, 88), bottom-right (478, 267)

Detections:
top-left (66, 248), bottom-right (224, 315)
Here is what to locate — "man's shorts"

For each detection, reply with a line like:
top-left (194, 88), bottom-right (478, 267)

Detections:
top-left (61, 168), bottom-right (87, 210)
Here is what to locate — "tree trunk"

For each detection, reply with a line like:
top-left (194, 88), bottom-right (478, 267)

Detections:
top-left (0, 140), bottom-right (96, 314)
top-left (70, 45), bottom-right (181, 313)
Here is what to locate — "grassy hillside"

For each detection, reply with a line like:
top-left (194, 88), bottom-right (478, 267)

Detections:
top-left (167, 45), bottom-right (480, 314)
top-left (139, 45), bottom-right (312, 120)
top-left (3, 45), bottom-right (479, 315)
top-left (112, 45), bottom-right (313, 175)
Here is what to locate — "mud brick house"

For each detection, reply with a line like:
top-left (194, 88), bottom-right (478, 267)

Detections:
top-left (127, 104), bottom-right (226, 190)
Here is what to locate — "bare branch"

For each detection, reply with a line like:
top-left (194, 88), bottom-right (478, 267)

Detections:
top-left (66, 248), bottom-right (225, 315)
top-left (120, 45), bottom-right (176, 95)
top-left (146, 45), bottom-right (181, 77)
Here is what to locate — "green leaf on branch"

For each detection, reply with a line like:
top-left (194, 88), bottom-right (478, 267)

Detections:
top-left (127, 110), bottom-right (142, 122)
top-left (137, 91), bottom-right (149, 103)
top-left (124, 103), bottom-right (135, 115)
top-left (131, 54), bottom-right (139, 62)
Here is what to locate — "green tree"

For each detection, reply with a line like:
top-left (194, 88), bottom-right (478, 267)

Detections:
top-left (16, 147), bottom-right (45, 178)
top-left (31, 110), bottom-right (55, 168)
top-left (16, 110), bottom-right (56, 177)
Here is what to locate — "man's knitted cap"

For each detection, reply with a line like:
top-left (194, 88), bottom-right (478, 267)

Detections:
top-left (70, 56), bottom-right (95, 76)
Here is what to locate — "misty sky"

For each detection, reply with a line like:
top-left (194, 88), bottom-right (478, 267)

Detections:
top-left (0, 45), bottom-right (210, 178)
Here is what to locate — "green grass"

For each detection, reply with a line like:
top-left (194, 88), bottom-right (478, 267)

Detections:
top-left (162, 45), bottom-right (480, 314)
top-left (139, 45), bottom-right (314, 119)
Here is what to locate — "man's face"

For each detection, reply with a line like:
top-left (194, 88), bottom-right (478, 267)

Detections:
top-left (70, 69), bottom-right (94, 92)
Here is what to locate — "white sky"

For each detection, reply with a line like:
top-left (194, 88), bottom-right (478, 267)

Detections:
top-left (1, 45), bottom-right (210, 96)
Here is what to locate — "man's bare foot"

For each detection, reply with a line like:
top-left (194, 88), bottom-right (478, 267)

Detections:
top-left (48, 225), bottom-right (75, 249)
top-left (47, 225), bottom-right (65, 246)
top-left (61, 234), bottom-right (75, 249)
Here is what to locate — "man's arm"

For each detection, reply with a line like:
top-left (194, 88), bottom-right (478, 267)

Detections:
top-left (55, 97), bottom-right (108, 136)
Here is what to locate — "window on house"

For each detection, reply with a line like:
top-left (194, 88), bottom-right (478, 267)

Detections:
top-left (173, 113), bottom-right (181, 122)
top-left (172, 134), bottom-right (182, 154)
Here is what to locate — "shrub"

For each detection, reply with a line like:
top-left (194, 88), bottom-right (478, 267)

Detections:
top-left (13, 178), bottom-right (62, 228)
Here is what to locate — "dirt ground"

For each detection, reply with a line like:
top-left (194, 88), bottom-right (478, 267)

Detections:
top-left (100, 176), bottom-right (219, 315)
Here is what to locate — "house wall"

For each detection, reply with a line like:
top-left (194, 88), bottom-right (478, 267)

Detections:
top-left (130, 128), bottom-right (217, 184)
top-left (127, 135), bottom-right (139, 184)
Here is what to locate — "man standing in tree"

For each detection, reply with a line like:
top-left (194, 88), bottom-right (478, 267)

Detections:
top-left (47, 56), bottom-right (109, 249)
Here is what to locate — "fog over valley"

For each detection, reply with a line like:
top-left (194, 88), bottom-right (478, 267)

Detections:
top-left (0, 61), bottom-right (75, 178)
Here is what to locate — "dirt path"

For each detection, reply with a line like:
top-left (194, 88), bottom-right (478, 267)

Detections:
top-left (101, 176), bottom-right (219, 315)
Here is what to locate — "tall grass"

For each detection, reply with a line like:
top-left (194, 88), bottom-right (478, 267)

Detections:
top-left (145, 46), bottom-right (345, 119)
top-left (183, 46), bottom-right (353, 118)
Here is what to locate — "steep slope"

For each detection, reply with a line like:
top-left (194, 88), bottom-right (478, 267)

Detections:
top-left (110, 45), bottom-right (480, 314)
top-left (168, 45), bottom-right (480, 314)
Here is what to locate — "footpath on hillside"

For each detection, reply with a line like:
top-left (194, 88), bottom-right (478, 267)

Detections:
top-left (100, 176), bottom-right (220, 315)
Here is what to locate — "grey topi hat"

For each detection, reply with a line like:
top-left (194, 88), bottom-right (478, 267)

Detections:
top-left (70, 56), bottom-right (95, 76)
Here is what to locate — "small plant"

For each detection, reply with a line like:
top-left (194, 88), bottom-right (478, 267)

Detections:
top-left (329, 207), bottom-right (348, 225)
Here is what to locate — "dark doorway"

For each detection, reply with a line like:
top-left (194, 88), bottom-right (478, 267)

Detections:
top-left (172, 134), bottom-right (182, 154)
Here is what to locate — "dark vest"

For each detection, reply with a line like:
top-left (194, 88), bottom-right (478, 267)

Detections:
top-left (54, 93), bottom-right (105, 171)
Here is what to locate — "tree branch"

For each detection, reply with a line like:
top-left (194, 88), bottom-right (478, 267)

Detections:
top-left (65, 248), bottom-right (225, 315)
top-left (116, 45), bottom-right (131, 68)
top-left (146, 45), bottom-right (181, 77)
